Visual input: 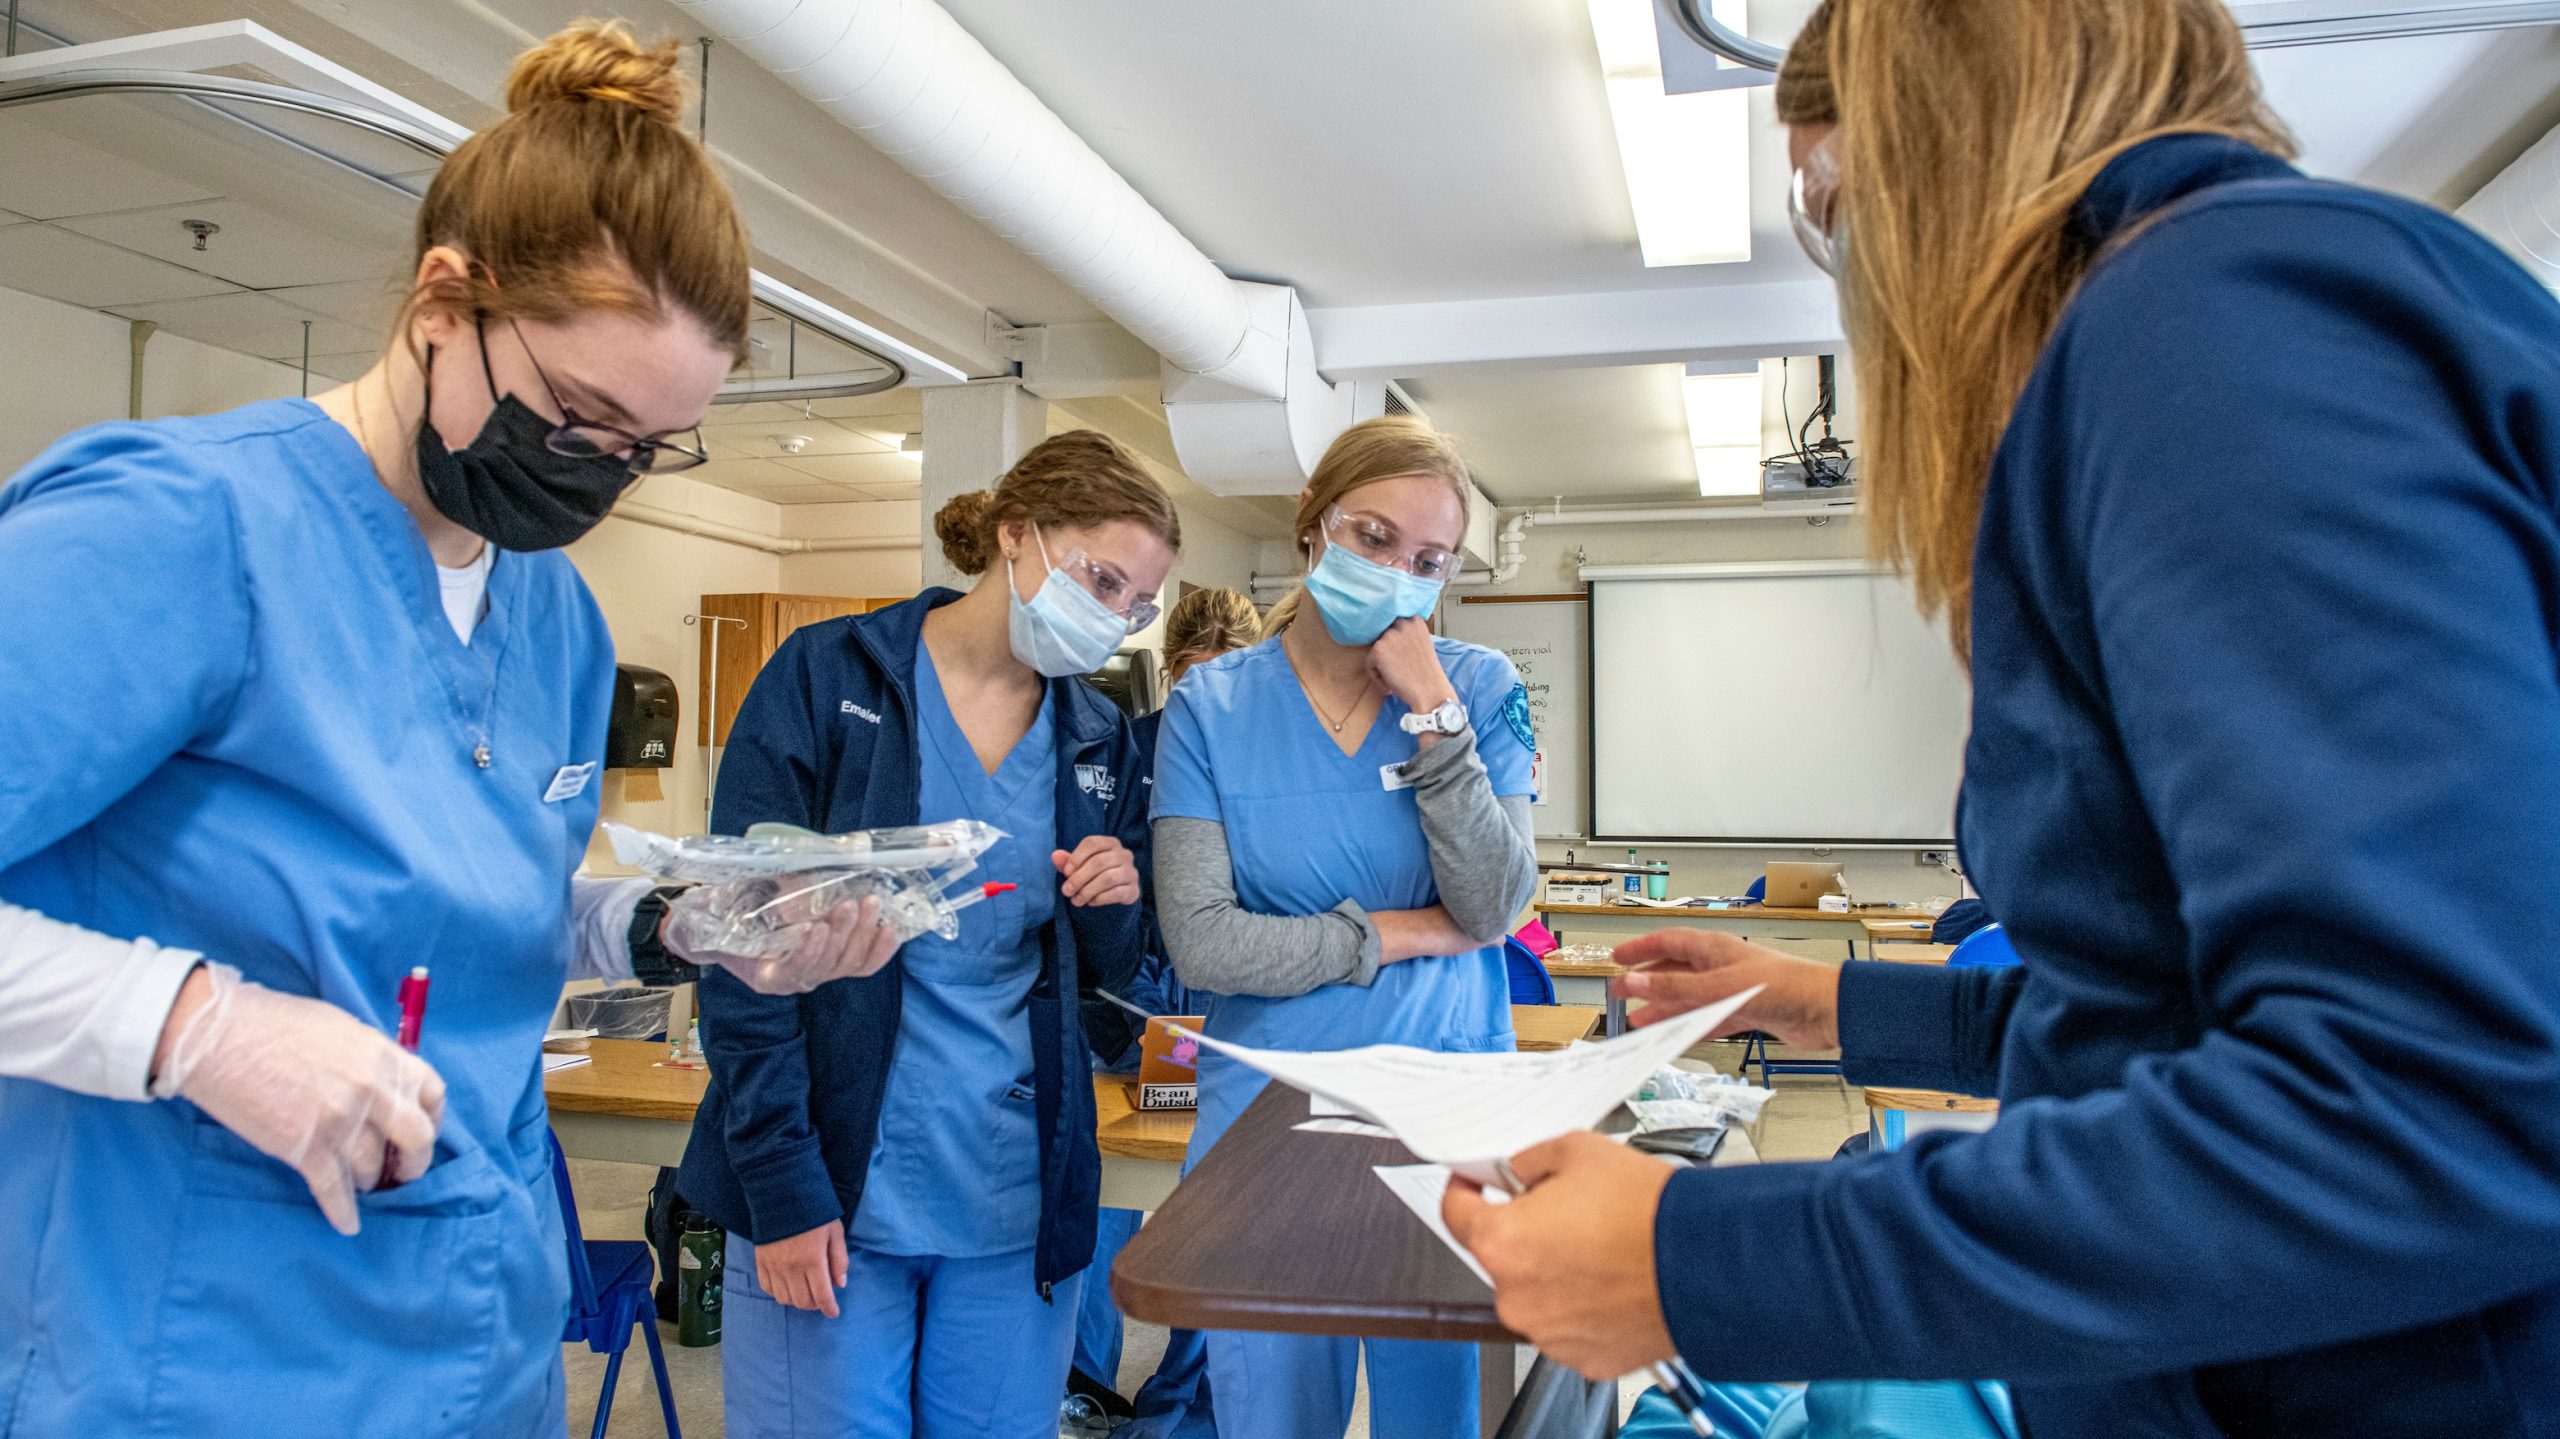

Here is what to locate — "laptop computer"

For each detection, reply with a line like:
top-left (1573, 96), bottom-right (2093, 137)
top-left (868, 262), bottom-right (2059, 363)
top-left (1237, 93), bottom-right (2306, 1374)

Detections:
top-left (1763, 861), bottom-right (1848, 908)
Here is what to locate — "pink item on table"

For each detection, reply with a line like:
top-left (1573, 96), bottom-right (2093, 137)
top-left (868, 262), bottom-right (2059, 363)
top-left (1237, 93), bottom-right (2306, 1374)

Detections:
top-left (1512, 919), bottom-right (1560, 957)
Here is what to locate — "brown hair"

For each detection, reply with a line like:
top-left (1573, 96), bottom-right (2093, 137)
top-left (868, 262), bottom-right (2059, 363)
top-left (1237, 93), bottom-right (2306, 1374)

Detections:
top-left (1263, 416), bottom-right (1474, 637)
top-left (1162, 588), bottom-right (1261, 677)
top-left (402, 20), bottom-right (752, 359)
top-left (932, 429), bottom-right (1182, 577)
top-left (1779, 0), bottom-right (2290, 661)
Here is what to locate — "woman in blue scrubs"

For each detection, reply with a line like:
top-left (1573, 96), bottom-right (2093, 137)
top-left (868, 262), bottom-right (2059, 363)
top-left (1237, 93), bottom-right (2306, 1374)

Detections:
top-left (683, 431), bottom-right (1180, 1439)
top-left (1445, 2), bottom-right (2560, 1434)
top-left (1072, 585), bottom-right (1261, 1437)
top-left (1152, 416), bottom-right (1540, 1439)
top-left (0, 24), bottom-right (908, 1437)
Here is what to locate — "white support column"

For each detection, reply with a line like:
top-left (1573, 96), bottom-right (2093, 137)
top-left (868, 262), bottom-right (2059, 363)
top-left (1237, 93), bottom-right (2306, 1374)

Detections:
top-left (920, 381), bottom-right (1049, 592)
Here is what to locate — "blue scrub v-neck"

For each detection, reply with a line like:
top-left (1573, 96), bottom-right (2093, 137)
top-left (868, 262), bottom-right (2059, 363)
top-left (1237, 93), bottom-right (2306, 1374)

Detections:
top-left (851, 641), bottom-right (1060, 1257)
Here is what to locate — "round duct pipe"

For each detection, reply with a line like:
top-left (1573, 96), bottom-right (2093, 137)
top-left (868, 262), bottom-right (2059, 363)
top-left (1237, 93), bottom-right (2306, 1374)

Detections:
top-left (2459, 122), bottom-right (2560, 293)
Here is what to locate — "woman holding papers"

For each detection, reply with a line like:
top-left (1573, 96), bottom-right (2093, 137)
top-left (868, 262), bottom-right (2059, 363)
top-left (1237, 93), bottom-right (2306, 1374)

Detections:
top-left (1153, 416), bottom-right (1540, 1439)
top-left (1445, 1), bottom-right (2560, 1434)
top-left (683, 432), bottom-right (1172, 1439)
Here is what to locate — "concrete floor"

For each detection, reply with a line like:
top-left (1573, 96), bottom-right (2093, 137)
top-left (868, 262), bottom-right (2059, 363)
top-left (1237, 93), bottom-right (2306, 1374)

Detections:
top-left (558, 1037), bottom-right (1869, 1438)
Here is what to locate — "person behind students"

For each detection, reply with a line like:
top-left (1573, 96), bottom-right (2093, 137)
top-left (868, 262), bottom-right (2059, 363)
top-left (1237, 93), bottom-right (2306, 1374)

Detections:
top-left (1071, 584), bottom-right (1262, 1437)
top-left (1152, 416), bottom-right (1540, 1439)
top-left (681, 430), bottom-right (1178, 1439)
top-left (0, 23), bottom-right (905, 1435)
top-left (1442, 1), bottom-right (2560, 1434)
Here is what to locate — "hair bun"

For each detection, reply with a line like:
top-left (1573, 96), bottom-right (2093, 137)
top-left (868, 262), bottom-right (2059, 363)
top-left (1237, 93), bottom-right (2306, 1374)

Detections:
top-left (933, 491), bottom-right (998, 576)
top-left (506, 20), bottom-right (688, 127)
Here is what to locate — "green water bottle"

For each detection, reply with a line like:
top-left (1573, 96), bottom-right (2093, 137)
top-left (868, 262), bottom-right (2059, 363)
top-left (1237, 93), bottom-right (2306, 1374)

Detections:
top-left (677, 1216), bottom-right (724, 1346)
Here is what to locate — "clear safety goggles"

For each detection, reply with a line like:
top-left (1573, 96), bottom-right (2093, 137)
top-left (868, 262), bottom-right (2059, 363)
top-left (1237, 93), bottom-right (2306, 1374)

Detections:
top-left (1788, 135), bottom-right (1844, 277)
top-left (1037, 525), bottom-right (1162, 632)
top-left (1321, 505), bottom-right (1459, 581)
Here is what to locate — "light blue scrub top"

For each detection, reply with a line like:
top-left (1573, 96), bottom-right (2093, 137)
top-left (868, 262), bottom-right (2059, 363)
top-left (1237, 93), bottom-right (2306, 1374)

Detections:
top-left (850, 642), bottom-right (1059, 1257)
top-left (0, 401), bottom-right (614, 1437)
top-left (1152, 636), bottom-right (1538, 1153)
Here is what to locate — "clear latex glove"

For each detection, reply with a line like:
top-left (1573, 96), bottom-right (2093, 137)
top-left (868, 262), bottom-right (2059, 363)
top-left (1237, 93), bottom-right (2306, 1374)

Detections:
top-left (149, 963), bottom-right (446, 1236)
top-left (665, 889), bottom-right (904, 995)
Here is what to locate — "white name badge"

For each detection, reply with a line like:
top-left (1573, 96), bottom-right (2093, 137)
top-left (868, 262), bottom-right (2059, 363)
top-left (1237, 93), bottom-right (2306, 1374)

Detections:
top-left (1380, 762), bottom-right (1417, 793)
top-left (544, 763), bottom-right (597, 803)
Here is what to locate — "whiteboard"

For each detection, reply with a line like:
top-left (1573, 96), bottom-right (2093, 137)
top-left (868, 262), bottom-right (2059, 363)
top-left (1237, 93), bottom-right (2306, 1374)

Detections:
top-left (1443, 595), bottom-right (1589, 840)
top-left (1587, 564), bottom-right (1969, 845)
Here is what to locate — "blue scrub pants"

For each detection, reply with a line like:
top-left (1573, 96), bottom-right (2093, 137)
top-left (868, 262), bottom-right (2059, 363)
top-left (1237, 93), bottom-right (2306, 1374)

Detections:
top-left (722, 1235), bottom-right (1082, 1439)
top-left (1206, 1329), bottom-right (1477, 1439)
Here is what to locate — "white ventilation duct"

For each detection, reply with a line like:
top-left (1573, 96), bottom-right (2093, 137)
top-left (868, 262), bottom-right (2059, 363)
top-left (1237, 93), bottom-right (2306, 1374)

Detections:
top-left (671, 0), bottom-right (1350, 494)
top-left (2458, 122), bottom-right (2560, 294)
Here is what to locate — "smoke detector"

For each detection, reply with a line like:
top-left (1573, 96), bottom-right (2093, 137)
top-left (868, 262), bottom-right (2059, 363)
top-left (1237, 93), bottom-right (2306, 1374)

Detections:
top-left (771, 434), bottom-right (812, 455)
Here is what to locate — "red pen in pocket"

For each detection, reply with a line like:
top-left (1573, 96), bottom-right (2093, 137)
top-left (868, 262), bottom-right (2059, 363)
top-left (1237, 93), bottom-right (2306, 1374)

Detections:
top-left (395, 966), bottom-right (431, 1052)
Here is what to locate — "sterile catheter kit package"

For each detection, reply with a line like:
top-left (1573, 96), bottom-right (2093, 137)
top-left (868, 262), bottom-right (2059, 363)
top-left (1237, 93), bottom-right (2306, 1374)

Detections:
top-left (604, 820), bottom-right (1011, 959)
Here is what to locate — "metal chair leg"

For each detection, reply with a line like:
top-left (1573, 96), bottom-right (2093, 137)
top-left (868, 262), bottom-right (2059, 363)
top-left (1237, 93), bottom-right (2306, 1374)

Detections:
top-left (641, 1310), bottom-right (683, 1439)
top-left (591, 1344), bottom-right (625, 1439)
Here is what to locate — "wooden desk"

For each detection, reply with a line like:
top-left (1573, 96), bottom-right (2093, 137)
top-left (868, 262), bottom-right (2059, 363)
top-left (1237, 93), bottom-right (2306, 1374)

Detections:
top-left (1510, 1004), bottom-right (1602, 1051)
top-left (544, 1039), bottom-right (1195, 1209)
top-left (1863, 917), bottom-right (1938, 944)
top-left (1864, 1086), bottom-right (1999, 1149)
top-left (1872, 942), bottom-right (1958, 965)
top-left (1536, 900), bottom-right (1924, 960)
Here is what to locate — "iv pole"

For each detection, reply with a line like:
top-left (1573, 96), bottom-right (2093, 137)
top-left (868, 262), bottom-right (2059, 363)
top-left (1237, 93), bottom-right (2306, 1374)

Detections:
top-left (682, 613), bottom-right (748, 824)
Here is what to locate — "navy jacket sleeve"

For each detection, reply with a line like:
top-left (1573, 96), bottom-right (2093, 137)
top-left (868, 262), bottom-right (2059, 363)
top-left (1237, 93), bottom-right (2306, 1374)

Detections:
top-left (1653, 201), bottom-right (2560, 1383)
top-left (1834, 960), bottom-right (2025, 1098)
top-left (697, 632), bottom-right (840, 1240)
top-left (1069, 711), bottom-right (1149, 1001)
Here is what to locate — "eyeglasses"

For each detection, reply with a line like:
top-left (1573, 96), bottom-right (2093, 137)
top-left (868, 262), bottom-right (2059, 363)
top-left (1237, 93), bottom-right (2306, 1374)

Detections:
top-left (1322, 505), bottom-right (1458, 581)
top-left (480, 315), bottom-right (712, 476)
top-left (1037, 525), bottom-right (1162, 632)
top-left (1788, 135), bottom-right (1843, 277)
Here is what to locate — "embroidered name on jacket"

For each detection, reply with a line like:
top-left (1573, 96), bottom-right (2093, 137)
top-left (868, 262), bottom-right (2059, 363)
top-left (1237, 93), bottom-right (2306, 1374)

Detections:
top-left (1075, 764), bottom-right (1117, 802)
top-left (840, 701), bottom-right (882, 724)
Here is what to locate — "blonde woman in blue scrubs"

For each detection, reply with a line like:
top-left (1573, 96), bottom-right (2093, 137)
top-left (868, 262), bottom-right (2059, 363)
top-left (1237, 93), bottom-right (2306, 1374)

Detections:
top-left (1152, 416), bottom-right (1540, 1439)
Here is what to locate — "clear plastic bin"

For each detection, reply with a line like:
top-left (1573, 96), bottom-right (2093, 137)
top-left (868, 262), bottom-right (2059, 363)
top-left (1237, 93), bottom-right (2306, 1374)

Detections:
top-left (565, 986), bottom-right (674, 1041)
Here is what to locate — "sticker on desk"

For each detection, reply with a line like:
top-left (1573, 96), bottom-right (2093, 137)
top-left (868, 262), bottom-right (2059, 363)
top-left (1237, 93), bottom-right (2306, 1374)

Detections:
top-left (1380, 762), bottom-right (1416, 793)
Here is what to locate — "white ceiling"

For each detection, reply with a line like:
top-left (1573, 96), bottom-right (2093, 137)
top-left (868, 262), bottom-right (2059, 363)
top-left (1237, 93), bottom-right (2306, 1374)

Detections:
top-left (6, 0), bottom-right (2558, 515)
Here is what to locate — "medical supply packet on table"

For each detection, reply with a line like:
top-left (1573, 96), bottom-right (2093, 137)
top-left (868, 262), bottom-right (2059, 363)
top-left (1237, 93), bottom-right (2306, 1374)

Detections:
top-left (605, 819), bottom-right (1012, 954)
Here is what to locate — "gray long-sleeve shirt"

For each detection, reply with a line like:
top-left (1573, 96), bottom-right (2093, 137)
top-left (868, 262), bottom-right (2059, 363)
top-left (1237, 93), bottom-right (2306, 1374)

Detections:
top-left (1155, 723), bottom-right (1538, 999)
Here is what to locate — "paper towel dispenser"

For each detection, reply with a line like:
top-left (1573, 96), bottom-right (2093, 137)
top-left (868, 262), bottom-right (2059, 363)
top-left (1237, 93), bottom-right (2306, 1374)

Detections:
top-left (606, 664), bottom-right (679, 769)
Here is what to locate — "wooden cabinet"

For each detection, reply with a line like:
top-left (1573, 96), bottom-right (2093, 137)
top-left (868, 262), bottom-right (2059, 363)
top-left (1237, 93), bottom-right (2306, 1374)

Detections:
top-left (696, 592), bottom-right (908, 745)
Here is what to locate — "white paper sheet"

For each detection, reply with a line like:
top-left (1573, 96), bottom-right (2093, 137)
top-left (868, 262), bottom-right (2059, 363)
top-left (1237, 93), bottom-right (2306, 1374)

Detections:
top-left (1178, 988), bottom-right (1758, 1184)
top-left (1294, 1117), bottom-right (1396, 1138)
top-left (541, 1053), bottom-right (593, 1073)
top-left (1374, 1163), bottom-right (1507, 1287)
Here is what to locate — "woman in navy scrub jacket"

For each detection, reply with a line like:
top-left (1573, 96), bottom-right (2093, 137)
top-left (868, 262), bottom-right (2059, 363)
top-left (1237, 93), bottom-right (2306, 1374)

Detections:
top-left (0, 24), bottom-right (898, 1437)
top-left (1153, 417), bottom-right (1541, 1439)
top-left (682, 431), bottom-right (1176, 1439)
top-left (1444, 2), bottom-right (2560, 1435)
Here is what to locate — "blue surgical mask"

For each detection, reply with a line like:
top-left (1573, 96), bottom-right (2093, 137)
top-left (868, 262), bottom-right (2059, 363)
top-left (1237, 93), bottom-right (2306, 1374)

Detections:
top-left (1304, 541), bottom-right (1444, 646)
top-left (1007, 527), bottom-right (1129, 677)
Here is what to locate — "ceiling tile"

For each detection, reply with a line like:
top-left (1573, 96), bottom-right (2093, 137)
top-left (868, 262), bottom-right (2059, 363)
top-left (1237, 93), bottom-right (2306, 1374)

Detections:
top-left (108, 291), bottom-right (372, 364)
top-left (808, 391), bottom-right (926, 423)
top-left (746, 483), bottom-right (870, 504)
top-left (775, 451), bottom-right (926, 490)
top-left (299, 351), bottom-right (380, 385)
top-left (0, 208), bottom-right (28, 226)
top-left (57, 198), bottom-right (401, 291)
top-left (703, 418), bottom-right (894, 463)
top-left (0, 112), bottom-right (222, 220)
top-left (0, 225), bottom-right (240, 309)
top-left (264, 279), bottom-right (405, 334)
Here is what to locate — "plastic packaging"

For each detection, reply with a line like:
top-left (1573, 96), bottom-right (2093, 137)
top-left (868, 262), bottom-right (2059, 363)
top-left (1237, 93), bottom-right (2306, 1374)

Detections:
top-left (566, 986), bottom-right (674, 1040)
top-left (606, 820), bottom-right (1015, 961)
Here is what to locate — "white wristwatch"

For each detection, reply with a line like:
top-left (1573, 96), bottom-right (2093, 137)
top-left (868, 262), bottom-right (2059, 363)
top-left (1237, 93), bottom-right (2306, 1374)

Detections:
top-left (1399, 698), bottom-right (1468, 736)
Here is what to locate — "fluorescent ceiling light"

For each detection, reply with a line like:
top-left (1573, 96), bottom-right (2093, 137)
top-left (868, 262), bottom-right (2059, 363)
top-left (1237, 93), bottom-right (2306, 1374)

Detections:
top-left (1684, 367), bottom-right (1762, 497)
top-left (1586, 0), bottom-right (1752, 266)
top-left (899, 432), bottom-right (925, 463)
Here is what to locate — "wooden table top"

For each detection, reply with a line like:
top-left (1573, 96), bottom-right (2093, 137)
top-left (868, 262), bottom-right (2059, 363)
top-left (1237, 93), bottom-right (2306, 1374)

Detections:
top-left (1542, 954), bottom-right (1625, 978)
top-left (1112, 1081), bottom-right (1509, 1342)
top-left (1535, 901), bottom-right (1920, 924)
top-left (1862, 917), bottom-right (1939, 940)
top-left (1863, 1087), bottom-right (2000, 1114)
top-left (543, 1038), bottom-right (1200, 1165)
top-left (1511, 1004), bottom-right (1602, 1051)
top-left (1871, 942), bottom-right (1958, 965)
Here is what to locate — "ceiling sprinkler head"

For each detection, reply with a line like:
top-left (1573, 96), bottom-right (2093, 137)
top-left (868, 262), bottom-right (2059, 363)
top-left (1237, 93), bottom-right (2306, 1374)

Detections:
top-left (181, 219), bottom-right (220, 252)
top-left (772, 434), bottom-right (812, 455)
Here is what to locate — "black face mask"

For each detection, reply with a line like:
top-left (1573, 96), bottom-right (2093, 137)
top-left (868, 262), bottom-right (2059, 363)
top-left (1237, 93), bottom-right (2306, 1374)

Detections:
top-left (414, 341), bottom-right (635, 553)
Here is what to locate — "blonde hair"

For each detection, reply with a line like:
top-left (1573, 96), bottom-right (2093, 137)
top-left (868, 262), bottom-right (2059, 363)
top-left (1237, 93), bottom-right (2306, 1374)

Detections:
top-left (1162, 588), bottom-right (1261, 680)
top-left (932, 430), bottom-right (1181, 577)
top-left (1263, 417), bottom-right (1474, 638)
top-left (1780, 0), bottom-right (2291, 662)
top-left (403, 20), bottom-right (752, 358)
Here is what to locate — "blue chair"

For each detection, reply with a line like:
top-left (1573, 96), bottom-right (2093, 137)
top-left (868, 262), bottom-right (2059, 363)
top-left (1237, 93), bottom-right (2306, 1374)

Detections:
top-left (1949, 924), bottom-right (2022, 970)
top-left (549, 1131), bottom-right (683, 1439)
top-left (1504, 935), bottom-right (1557, 1006)
top-left (1744, 876), bottom-right (1767, 903)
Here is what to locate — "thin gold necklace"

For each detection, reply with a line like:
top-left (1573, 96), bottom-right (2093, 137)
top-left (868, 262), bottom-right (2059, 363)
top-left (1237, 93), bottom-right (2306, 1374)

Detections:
top-left (1284, 642), bottom-right (1373, 734)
